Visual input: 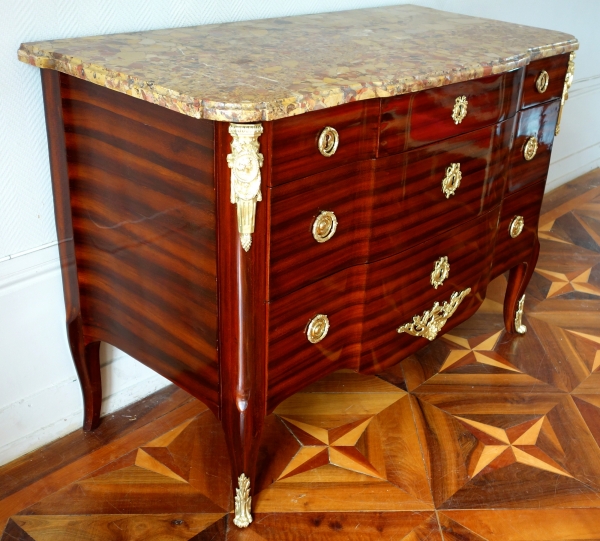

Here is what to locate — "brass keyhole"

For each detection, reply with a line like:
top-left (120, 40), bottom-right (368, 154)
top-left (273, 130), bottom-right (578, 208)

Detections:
top-left (312, 210), bottom-right (338, 243)
top-left (536, 70), bottom-right (549, 93)
top-left (318, 126), bottom-right (339, 157)
top-left (306, 314), bottom-right (330, 344)
top-left (452, 96), bottom-right (468, 124)
top-left (523, 136), bottom-right (538, 161)
top-left (441, 163), bottom-right (462, 198)
top-left (431, 256), bottom-right (450, 289)
top-left (509, 216), bottom-right (525, 238)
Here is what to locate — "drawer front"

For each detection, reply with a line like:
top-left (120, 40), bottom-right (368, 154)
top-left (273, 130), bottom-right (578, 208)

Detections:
top-left (270, 100), bottom-right (379, 186)
top-left (379, 69), bottom-right (523, 156)
top-left (267, 266), bottom-right (364, 410)
top-left (521, 53), bottom-right (571, 109)
top-left (370, 119), bottom-right (512, 261)
top-left (492, 178), bottom-right (545, 277)
top-left (508, 100), bottom-right (559, 193)
top-left (360, 210), bottom-right (498, 373)
top-left (269, 161), bottom-right (372, 300)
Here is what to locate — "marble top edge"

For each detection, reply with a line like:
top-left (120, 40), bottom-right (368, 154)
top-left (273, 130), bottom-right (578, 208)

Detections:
top-left (18, 4), bottom-right (579, 122)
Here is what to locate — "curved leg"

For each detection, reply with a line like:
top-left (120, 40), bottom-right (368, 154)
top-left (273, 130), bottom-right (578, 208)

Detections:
top-left (67, 316), bottom-right (102, 430)
top-left (504, 239), bottom-right (540, 334)
top-left (42, 70), bottom-right (102, 432)
top-left (221, 399), bottom-right (265, 528)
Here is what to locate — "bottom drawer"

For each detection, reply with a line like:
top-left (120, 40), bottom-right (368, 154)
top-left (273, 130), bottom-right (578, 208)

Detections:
top-left (492, 179), bottom-right (545, 277)
top-left (267, 266), bottom-right (364, 410)
top-left (360, 209), bottom-right (499, 373)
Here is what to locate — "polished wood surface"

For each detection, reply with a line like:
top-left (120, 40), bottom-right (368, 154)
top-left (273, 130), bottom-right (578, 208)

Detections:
top-left (492, 178), bottom-right (546, 277)
top-left (371, 119), bottom-right (512, 259)
top-left (36, 51), bottom-right (572, 523)
top-left (521, 53), bottom-right (571, 109)
top-left (215, 121), bottom-right (270, 502)
top-left (268, 160), bottom-right (372, 299)
top-left (41, 70), bottom-right (102, 431)
top-left (270, 100), bottom-right (379, 185)
top-left (267, 266), bottom-right (364, 411)
top-left (361, 209), bottom-right (498, 374)
top-left (59, 72), bottom-right (221, 414)
top-left (2, 169), bottom-right (599, 538)
top-left (379, 69), bottom-right (523, 156)
top-left (507, 99), bottom-right (560, 193)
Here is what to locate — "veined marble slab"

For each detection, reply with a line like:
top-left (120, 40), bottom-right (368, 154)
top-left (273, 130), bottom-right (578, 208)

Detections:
top-left (18, 5), bottom-right (578, 122)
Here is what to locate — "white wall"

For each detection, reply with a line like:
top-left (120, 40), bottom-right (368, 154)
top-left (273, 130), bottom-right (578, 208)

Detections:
top-left (1, 0), bottom-right (598, 466)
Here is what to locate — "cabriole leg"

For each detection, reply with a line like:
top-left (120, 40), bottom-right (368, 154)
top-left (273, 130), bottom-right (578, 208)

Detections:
top-left (67, 316), bottom-right (102, 430)
top-left (41, 69), bottom-right (103, 432)
top-left (503, 239), bottom-right (540, 334)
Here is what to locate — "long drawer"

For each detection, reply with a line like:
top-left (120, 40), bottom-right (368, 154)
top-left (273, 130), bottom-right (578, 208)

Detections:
top-left (379, 69), bottom-right (523, 156)
top-left (370, 118), bottom-right (512, 260)
top-left (360, 209), bottom-right (499, 373)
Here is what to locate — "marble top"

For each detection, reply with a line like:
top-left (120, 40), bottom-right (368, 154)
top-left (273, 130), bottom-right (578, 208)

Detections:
top-left (18, 5), bottom-right (578, 122)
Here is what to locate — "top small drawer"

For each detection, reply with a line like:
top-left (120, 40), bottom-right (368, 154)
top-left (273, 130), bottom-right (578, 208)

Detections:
top-left (521, 53), bottom-right (571, 109)
top-left (379, 69), bottom-right (523, 156)
top-left (269, 100), bottom-right (379, 186)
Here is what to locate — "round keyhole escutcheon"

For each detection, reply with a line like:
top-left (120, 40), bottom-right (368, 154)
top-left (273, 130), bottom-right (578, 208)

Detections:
top-left (306, 314), bottom-right (330, 344)
top-left (509, 215), bottom-right (525, 238)
top-left (318, 126), bottom-right (339, 157)
top-left (536, 70), bottom-right (549, 93)
top-left (524, 136), bottom-right (538, 161)
top-left (312, 210), bottom-right (338, 243)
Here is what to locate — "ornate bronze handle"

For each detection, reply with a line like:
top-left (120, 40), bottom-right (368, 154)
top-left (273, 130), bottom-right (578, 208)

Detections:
top-left (431, 256), bottom-right (450, 289)
top-left (509, 215), bottom-right (524, 238)
top-left (452, 96), bottom-right (468, 124)
top-left (536, 70), bottom-right (549, 93)
top-left (442, 163), bottom-right (462, 198)
top-left (523, 136), bottom-right (538, 161)
top-left (397, 287), bottom-right (471, 341)
top-left (306, 314), bottom-right (330, 343)
top-left (312, 210), bottom-right (338, 243)
top-left (318, 126), bottom-right (339, 157)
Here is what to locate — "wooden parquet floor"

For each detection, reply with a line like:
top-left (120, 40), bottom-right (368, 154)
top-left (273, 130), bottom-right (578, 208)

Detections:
top-left (1, 170), bottom-right (600, 540)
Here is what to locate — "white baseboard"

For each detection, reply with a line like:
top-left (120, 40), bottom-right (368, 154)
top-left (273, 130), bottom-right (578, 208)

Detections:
top-left (0, 377), bottom-right (82, 466)
top-left (0, 244), bottom-right (169, 467)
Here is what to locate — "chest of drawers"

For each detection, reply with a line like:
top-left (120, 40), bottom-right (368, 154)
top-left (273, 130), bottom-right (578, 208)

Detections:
top-left (19, 5), bottom-right (578, 528)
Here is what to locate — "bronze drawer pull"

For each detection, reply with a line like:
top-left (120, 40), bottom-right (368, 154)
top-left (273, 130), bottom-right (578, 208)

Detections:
top-left (397, 287), bottom-right (471, 341)
top-left (524, 136), bottom-right (538, 161)
top-left (452, 95), bottom-right (468, 124)
top-left (307, 314), bottom-right (330, 343)
top-left (509, 216), bottom-right (525, 238)
top-left (431, 256), bottom-right (450, 289)
top-left (318, 126), bottom-right (339, 157)
top-left (312, 210), bottom-right (338, 243)
top-left (442, 162), bottom-right (462, 198)
top-left (536, 70), bottom-right (549, 93)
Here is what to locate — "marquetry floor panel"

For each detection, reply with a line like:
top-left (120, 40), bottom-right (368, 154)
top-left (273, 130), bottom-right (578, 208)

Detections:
top-left (2, 170), bottom-right (600, 539)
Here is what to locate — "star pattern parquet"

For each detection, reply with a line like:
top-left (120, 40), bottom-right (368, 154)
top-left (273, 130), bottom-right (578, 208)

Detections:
top-left (2, 171), bottom-right (600, 539)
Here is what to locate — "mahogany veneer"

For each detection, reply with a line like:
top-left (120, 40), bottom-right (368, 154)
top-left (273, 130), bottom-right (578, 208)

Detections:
top-left (37, 39), bottom-right (575, 527)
